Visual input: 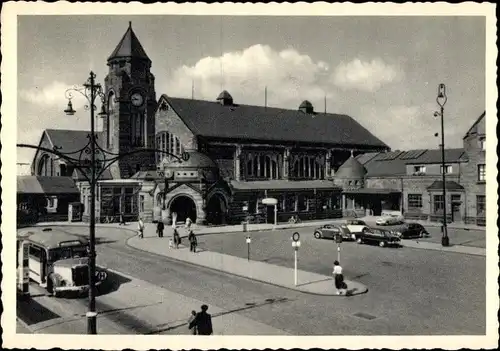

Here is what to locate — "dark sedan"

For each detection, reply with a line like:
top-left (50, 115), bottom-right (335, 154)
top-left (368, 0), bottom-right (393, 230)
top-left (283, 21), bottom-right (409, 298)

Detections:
top-left (356, 228), bottom-right (401, 247)
top-left (313, 223), bottom-right (355, 240)
top-left (390, 223), bottom-right (430, 239)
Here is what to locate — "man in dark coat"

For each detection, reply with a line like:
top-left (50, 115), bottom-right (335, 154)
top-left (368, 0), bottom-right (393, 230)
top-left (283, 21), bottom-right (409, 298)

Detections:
top-left (188, 230), bottom-right (197, 252)
top-left (157, 221), bottom-right (165, 238)
top-left (188, 304), bottom-right (213, 335)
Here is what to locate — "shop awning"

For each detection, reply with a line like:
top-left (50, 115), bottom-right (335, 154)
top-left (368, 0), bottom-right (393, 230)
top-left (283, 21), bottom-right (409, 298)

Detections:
top-left (342, 188), bottom-right (401, 195)
top-left (230, 180), bottom-right (342, 191)
top-left (427, 180), bottom-right (465, 191)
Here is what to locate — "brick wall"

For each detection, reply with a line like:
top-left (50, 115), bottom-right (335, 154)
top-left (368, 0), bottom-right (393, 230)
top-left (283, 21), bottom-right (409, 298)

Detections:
top-left (103, 61), bottom-right (157, 178)
top-left (366, 175), bottom-right (463, 220)
top-left (461, 115), bottom-right (486, 224)
top-left (155, 98), bottom-right (198, 151)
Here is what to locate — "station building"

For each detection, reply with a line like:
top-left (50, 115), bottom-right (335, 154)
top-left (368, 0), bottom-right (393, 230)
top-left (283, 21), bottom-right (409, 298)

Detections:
top-left (23, 24), bottom-right (486, 227)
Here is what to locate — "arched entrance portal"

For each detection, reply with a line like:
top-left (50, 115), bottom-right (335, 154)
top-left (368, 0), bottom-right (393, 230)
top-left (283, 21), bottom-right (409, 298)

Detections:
top-left (170, 196), bottom-right (197, 224)
top-left (206, 193), bottom-right (227, 225)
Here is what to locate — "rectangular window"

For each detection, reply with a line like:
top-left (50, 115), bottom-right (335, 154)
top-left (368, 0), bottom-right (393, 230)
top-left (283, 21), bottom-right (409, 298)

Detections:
top-left (29, 246), bottom-right (42, 260)
top-left (408, 194), bottom-right (423, 208)
top-left (139, 195), bottom-right (145, 213)
top-left (451, 194), bottom-right (461, 203)
top-left (297, 195), bottom-right (308, 212)
top-left (285, 194), bottom-right (295, 212)
top-left (479, 137), bottom-right (486, 150)
top-left (433, 195), bottom-right (444, 213)
top-left (413, 165), bottom-right (426, 174)
top-left (477, 164), bottom-right (486, 181)
top-left (175, 138), bottom-right (181, 155)
top-left (440, 165), bottom-right (452, 174)
top-left (476, 195), bottom-right (486, 217)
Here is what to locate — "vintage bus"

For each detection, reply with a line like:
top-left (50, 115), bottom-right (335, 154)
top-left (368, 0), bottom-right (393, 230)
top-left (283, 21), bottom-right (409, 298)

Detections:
top-left (17, 227), bottom-right (107, 297)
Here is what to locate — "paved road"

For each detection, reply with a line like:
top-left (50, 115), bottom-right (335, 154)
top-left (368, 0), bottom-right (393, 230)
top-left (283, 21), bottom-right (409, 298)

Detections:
top-left (18, 225), bottom-right (486, 335)
top-left (194, 226), bottom-right (486, 335)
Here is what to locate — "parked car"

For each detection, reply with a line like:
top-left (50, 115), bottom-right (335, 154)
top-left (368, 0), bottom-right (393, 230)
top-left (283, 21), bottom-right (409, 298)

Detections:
top-left (356, 228), bottom-right (401, 247)
top-left (313, 223), bottom-right (355, 240)
top-left (391, 223), bottom-right (430, 239)
top-left (376, 214), bottom-right (405, 226)
top-left (344, 219), bottom-right (370, 235)
top-left (17, 228), bottom-right (107, 297)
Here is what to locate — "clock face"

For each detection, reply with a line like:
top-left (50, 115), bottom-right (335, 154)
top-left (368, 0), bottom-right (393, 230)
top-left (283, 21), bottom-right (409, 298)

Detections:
top-left (131, 92), bottom-right (144, 107)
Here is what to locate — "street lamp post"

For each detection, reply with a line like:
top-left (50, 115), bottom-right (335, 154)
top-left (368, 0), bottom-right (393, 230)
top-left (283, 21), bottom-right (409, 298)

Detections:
top-left (64, 71), bottom-right (104, 334)
top-left (435, 83), bottom-right (449, 247)
top-left (17, 72), bottom-right (188, 335)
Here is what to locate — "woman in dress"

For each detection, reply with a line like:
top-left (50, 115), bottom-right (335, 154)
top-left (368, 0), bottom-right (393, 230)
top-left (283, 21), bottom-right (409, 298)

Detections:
top-left (333, 260), bottom-right (345, 295)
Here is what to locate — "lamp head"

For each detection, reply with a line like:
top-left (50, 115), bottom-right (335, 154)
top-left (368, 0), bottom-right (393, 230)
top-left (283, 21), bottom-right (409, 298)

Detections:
top-left (64, 99), bottom-right (76, 116)
top-left (436, 83), bottom-right (447, 107)
top-left (98, 104), bottom-right (107, 118)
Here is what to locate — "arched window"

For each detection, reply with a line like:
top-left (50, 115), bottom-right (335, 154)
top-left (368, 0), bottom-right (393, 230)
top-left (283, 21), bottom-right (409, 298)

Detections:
top-left (131, 112), bottom-right (145, 147)
top-left (155, 131), bottom-right (184, 164)
top-left (107, 91), bottom-right (115, 148)
top-left (271, 160), bottom-right (278, 179)
top-left (37, 154), bottom-right (52, 176)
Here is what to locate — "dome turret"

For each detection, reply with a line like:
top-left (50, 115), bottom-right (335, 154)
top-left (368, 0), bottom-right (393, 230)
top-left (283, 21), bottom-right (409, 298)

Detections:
top-left (299, 100), bottom-right (314, 114)
top-left (216, 90), bottom-right (233, 106)
top-left (335, 155), bottom-right (366, 179)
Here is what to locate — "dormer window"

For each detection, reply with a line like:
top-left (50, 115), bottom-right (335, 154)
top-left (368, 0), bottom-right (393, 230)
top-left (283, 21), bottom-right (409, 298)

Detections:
top-left (413, 166), bottom-right (426, 174)
top-left (479, 137), bottom-right (486, 150)
top-left (440, 165), bottom-right (452, 174)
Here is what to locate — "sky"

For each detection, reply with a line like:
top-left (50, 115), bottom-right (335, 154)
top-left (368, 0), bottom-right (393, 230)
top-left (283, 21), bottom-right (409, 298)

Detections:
top-left (16, 15), bottom-right (486, 169)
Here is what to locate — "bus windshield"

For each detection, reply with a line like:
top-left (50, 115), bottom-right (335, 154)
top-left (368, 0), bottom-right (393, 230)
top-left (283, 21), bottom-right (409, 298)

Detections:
top-left (49, 246), bottom-right (88, 262)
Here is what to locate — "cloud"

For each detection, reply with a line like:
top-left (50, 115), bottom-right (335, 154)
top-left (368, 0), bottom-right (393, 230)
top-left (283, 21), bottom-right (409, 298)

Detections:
top-left (332, 58), bottom-right (404, 92)
top-left (20, 81), bottom-right (87, 108)
top-left (165, 44), bottom-right (333, 109)
top-left (357, 103), bottom-right (464, 150)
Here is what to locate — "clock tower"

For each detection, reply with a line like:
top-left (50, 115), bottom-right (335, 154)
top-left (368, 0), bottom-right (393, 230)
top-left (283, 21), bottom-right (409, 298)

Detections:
top-left (104, 22), bottom-right (157, 178)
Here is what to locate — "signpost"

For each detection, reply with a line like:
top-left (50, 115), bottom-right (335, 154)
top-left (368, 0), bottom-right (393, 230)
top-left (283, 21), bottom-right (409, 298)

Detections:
top-left (246, 235), bottom-right (251, 261)
top-left (335, 233), bottom-right (342, 262)
top-left (291, 232), bottom-right (301, 286)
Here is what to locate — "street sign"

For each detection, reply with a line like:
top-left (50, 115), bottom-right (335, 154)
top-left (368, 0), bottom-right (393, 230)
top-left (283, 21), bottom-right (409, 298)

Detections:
top-left (292, 232), bottom-right (300, 242)
top-left (246, 236), bottom-right (251, 244)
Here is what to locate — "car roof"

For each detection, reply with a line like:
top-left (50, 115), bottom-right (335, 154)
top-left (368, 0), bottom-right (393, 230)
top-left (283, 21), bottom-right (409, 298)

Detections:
top-left (20, 228), bottom-right (88, 250)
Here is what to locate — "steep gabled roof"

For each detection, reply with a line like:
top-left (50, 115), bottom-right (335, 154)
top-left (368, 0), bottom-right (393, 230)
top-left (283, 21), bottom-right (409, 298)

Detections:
top-left (108, 22), bottom-right (150, 62)
top-left (463, 111), bottom-right (486, 139)
top-left (45, 129), bottom-right (105, 153)
top-left (162, 95), bottom-right (389, 149)
top-left (17, 176), bottom-right (79, 194)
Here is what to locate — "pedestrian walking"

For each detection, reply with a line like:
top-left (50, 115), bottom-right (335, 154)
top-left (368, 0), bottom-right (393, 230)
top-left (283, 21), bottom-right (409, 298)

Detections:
top-left (173, 228), bottom-right (181, 249)
top-left (157, 220), bottom-right (165, 238)
top-left (187, 310), bottom-right (197, 335)
top-left (188, 230), bottom-right (197, 253)
top-left (119, 212), bottom-right (127, 225)
top-left (185, 217), bottom-right (192, 231)
top-left (189, 304), bottom-right (213, 335)
top-left (137, 217), bottom-right (145, 239)
top-left (332, 260), bottom-right (346, 295)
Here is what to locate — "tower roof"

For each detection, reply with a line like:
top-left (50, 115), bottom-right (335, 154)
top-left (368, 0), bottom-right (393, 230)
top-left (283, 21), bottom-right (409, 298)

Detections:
top-left (335, 154), bottom-right (367, 179)
top-left (216, 90), bottom-right (233, 101)
top-left (108, 22), bottom-right (150, 62)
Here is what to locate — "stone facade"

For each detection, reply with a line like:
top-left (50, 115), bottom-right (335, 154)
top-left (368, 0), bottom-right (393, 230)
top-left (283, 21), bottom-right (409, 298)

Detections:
top-left (461, 113), bottom-right (486, 225)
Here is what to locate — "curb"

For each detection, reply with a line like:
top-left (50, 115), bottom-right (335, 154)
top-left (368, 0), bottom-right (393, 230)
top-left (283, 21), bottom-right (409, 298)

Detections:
top-left (16, 315), bottom-right (35, 334)
top-left (400, 242), bottom-right (486, 257)
top-left (125, 236), bottom-right (368, 297)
